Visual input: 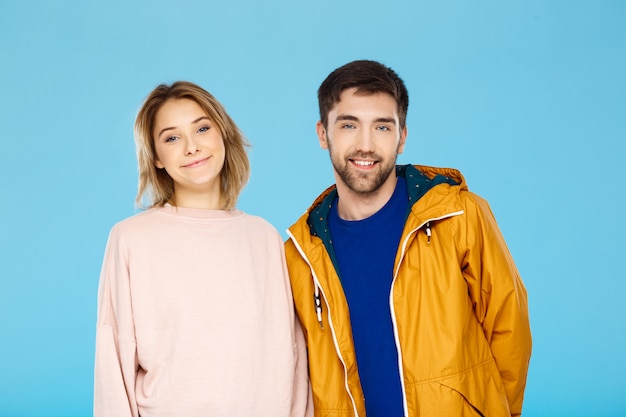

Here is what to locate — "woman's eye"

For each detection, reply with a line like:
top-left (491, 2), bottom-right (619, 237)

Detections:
top-left (198, 126), bottom-right (210, 133)
top-left (165, 136), bottom-right (178, 143)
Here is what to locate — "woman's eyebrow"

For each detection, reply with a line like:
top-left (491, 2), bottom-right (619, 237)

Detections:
top-left (157, 116), bottom-right (211, 138)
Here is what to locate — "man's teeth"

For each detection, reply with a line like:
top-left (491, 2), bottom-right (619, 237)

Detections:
top-left (353, 160), bottom-right (374, 166)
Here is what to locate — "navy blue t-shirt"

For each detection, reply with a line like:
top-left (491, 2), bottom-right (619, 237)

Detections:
top-left (328, 177), bottom-right (408, 417)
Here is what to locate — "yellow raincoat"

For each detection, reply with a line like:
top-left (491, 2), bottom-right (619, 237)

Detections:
top-left (285, 165), bottom-right (531, 417)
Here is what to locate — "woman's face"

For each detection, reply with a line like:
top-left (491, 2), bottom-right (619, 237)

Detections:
top-left (152, 98), bottom-right (226, 208)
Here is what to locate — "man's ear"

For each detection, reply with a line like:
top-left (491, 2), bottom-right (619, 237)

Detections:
top-left (397, 125), bottom-right (408, 154)
top-left (316, 121), bottom-right (329, 150)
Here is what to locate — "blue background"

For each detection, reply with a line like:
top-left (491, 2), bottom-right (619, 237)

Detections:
top-left (1, 1), bottom-right (625, 416)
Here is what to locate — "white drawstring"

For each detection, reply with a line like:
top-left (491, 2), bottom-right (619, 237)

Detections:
top-left (314, 285), bottom-right (324, 329)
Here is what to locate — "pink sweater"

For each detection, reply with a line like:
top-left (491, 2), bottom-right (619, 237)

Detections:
top-left (94, 206), bottom-right (311, 417)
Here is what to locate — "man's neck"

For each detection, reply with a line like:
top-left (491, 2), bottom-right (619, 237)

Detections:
top-left (335, 175), bottom-right (398, 221)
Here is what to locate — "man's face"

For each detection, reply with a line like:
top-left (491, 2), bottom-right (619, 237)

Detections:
top-left (317, 88), bottom-right (407, 196)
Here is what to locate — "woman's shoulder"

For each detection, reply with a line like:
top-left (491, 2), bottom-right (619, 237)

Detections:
top-left (108, 208), bottom-right (162, 235)
top-left (238, 212), bottom-right (282, 238)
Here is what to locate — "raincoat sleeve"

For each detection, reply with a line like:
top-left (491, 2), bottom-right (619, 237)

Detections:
top-left (461, 194), bottom-right (532, 417)
top-left (94, 227), bottom-right (139, 417)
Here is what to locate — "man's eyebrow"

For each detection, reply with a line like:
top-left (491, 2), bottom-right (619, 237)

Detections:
top-left (374, 117), bottom-right (396, 124)
top-left (156, 116), bottom-right (211, 138)
top-left (334, 115), bottom-right (396, 124)
top-left (335, 115), bottom-right (359, 123)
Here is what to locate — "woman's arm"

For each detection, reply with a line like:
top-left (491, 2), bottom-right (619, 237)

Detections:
top-left (94, 227), bottom-right (138, 417)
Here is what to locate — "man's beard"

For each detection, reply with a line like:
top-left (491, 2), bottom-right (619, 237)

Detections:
top-left (328, 143), bottom-right (399, 195)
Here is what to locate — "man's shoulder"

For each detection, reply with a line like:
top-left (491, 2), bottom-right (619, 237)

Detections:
top-left (400, 164), bottom-right (466, 187)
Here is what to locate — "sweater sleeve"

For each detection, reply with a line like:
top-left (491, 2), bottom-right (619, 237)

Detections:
top-left (292, 314), bottom-right (314, 417)
top-left (461, 194), bottom-right (532, 417)
top-left (274, 231), bottom-right (313, 417)
top-left (94, 227), bottom-right (138, 417)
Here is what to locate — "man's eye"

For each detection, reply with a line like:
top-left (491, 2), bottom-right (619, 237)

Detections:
top-left (341, 124), bottom-right (355, 129)
top-left (377, 126), bottom-right (390, 131)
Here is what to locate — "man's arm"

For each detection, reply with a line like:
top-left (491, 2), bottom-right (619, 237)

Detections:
top-left (461, 193), bottom-right (532, 417)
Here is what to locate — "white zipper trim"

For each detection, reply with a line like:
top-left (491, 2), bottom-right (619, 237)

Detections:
top-left (390, 210), bottom-right (464, 417)
top-left (286, 229), bottom-right (360, 417)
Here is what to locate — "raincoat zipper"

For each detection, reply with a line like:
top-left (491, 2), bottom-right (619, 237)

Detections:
top-left (390, 210), bottom-right (464, 417)
top-left (286, 229), bottom-right (361, 417)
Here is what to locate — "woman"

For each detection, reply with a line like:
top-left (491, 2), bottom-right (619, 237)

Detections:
top-left (94, 81), bottom-right (310, 417)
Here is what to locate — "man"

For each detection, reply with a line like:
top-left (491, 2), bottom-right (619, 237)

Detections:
top-left (285, 60), bottom-right (532, 417)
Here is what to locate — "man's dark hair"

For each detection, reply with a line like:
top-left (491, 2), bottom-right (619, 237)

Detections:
top-left (318, 60), bottom-right (409, 129)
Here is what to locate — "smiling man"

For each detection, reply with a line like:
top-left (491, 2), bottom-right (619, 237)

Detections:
top-left (285, 60), bottom-right (532, 417)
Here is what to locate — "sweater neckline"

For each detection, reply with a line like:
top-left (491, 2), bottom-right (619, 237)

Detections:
top-left (156, 204), bottom-right (244, 220)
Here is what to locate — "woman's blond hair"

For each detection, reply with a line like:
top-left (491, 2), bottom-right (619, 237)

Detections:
top-left (134, 81), bottom-right (250, 210)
